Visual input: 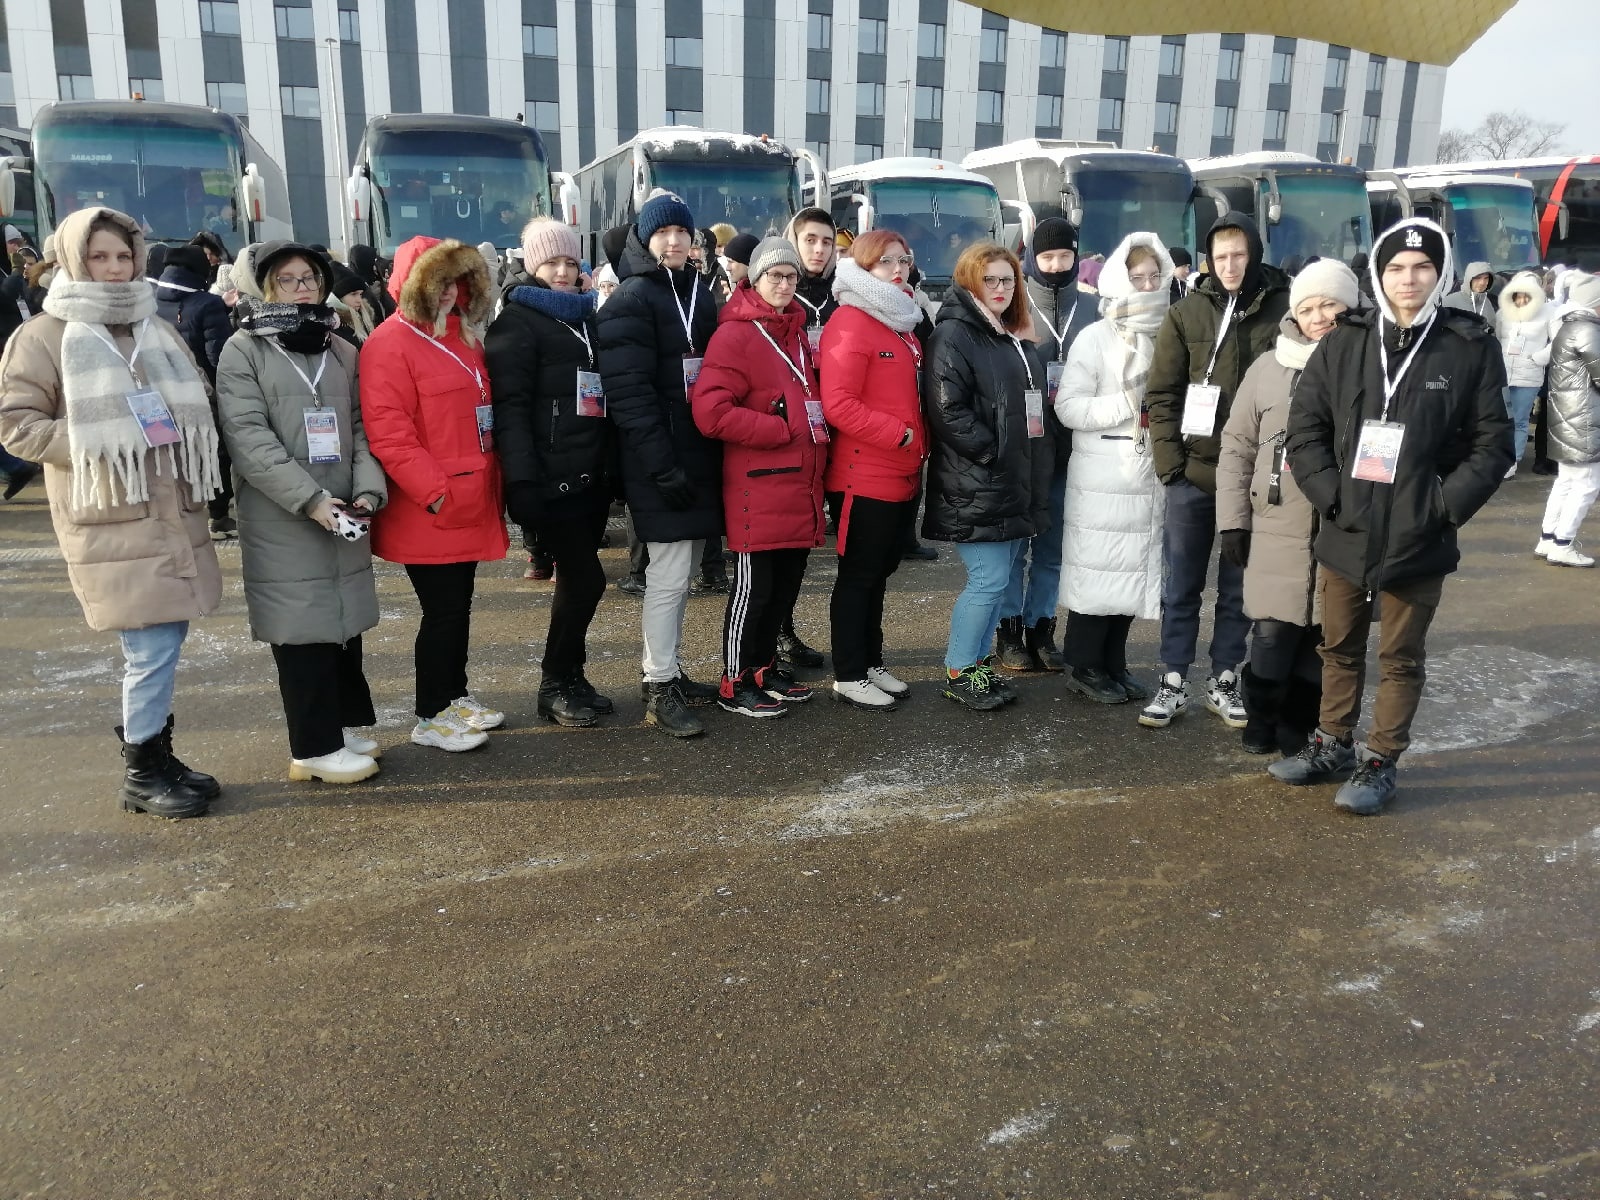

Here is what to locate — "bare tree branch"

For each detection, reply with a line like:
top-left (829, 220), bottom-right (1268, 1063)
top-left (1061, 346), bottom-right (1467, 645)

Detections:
top-left (1436, 128), bottom-right (1474, 162)
top-left (1464, 110), bottom-right (1566, 160)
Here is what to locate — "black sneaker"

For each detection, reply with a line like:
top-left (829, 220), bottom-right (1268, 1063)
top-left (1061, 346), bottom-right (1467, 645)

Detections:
top-left (616, 574), bottom-right (646, 597)
top-left (663, 673), bottom-right (719, 706)
top-left (570, 673), bottom-right (614, 715)
top-left (718, 671), bottom-right (788, 718)
top-left (1065, 666), bottom-right (1127, 704)
top-left (941, 666), bottom-right (1007, 711)
top-left (758, 663), bottom-right (814, 703)
top-left (690, 572), bottom-right (730, 596)
top-left (1334, 748), bottom-right (1398, 815)
top-left (643, 681), bottom-right (705, 738)
top-left (1268, 728), bottom-right (1357, 784)
top-left (776, 630), bottom-right (825, 669)
top-left (977, 657), bottom-right (1018, 703)
top-left (208, 515), bottom-right (238, 540)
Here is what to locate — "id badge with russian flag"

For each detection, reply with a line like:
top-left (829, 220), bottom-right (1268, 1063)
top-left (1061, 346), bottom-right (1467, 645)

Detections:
top-left (804, 399), bottom-right (830, 444)
top-left (1352, 420), bottom-right (1405, 484)
top-left (128, 389), bottom-right (181, 449)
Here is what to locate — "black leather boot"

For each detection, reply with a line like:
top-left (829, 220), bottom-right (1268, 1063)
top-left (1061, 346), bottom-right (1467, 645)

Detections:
top-left (1025, 617), bottom-right (1065, 672)
top-left (538, 674), bottom-right (598, 728)
top-left (161, 714), bottom-right (221, 800)
top-left (1280, 675), bottom-right (1324, 757)
top-left (569, 672), bottom-right (614, 715)
top-left (118, 728), bottom-right (209, 818)
top-left (776, 622), bottom-right (825, 669)
top-left (1239, 666), bottom-right (1286, 755)
top-left (995, 617), bottom-right (1032, 671)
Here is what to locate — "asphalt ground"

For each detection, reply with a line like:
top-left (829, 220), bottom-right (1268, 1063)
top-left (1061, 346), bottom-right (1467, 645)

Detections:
top-left (1, 470), bottom-right (1597, 1199)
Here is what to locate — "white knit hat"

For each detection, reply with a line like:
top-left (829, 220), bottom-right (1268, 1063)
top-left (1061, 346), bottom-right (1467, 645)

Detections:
top-left (1290, 258), bottom-right (1361, 314)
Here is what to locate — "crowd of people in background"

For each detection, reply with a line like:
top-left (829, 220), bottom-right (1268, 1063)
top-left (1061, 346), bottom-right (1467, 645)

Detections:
top-left (1, 186), bottom-right (1597, 823)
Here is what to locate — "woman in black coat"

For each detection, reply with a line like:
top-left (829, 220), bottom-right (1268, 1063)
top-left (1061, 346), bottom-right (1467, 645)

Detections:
top-left (485, 219), bottom-right (615, 728)
top-left (922, 242), bottom-right (1053, 711)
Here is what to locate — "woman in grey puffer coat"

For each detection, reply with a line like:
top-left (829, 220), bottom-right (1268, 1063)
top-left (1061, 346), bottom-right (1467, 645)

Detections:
top-left (216, 242), bottom-right (389, 781)
top-left (1535, 273), bottom-right (1600, 567)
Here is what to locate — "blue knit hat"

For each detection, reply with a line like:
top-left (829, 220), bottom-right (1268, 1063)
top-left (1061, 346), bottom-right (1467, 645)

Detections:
top-left (636, 192), bottom-right (695, 243)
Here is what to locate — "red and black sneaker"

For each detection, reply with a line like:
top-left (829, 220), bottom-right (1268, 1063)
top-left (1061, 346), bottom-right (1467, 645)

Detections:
top-left (758, 663), bottom-right (814, 703)
top-left (718, 671), bottom-right (788, 718)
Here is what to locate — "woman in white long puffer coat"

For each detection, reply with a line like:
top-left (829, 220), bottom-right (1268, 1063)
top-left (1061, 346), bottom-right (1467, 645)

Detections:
top-left (1495, 270), bottom-right (1552, 474)
top-left (1053, 232), bottom-right (1173, 704)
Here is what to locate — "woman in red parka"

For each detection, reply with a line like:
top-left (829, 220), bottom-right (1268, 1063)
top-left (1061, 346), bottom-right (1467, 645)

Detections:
top-left (360, 236), bottom-right (510, 752)
top-left (693, 237), bottom-right (827, 718)
top-left (818, 229), bottom-right (928, 711)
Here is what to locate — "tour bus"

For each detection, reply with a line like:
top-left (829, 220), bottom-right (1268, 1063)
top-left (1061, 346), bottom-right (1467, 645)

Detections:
top-left (962, 140), bottom-right (1203, 261)
top-left (573, 128), bottom-right (825, 266)
top-left (822, 158), bottom-right (1005, 295)
top-left (0, 127), bottom-right (36, 248)
top-left (1404, 156), bottom-right (1600, 269)
top-left (1368, 171), bottom-right (1542, 276)
top-left (346, 113), bottom-right (571, 259)
top-left (0, 100), bottom-right (290, 257)
top-left (1189, 152), bottom-right (1371, 268)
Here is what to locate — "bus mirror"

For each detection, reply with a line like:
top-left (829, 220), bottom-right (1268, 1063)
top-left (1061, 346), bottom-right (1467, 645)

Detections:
top-left (552, 171), bottom-right (580, 226)
top-left (1263, 170), bottom-right (1283, 225)
top-left (1061, 183), bottom-right (1083, 229)
top-left (797, 148), bottom-right (828, 210)
top-left (1558, 201), bottom-right (1571, 240)
top-left (1368, 171), bottom-right (1412, 218)
top-left (852, 193), bottom-right (873, 231)
top-left (632, 161), bottom-right (649, 210)
top-left (241, 162), bottom-right (267, 224)
top-left (346, 171), bottom-right (371, 223)
top-left (1000, 201), bottom-right (1035, 253)
top-left (0, 160), bottom-right (15, 218)
top-left (1198, 186), bottom-right (1229, 222)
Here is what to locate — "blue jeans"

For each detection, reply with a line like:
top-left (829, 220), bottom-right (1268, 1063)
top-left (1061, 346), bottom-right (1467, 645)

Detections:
top-left (947, 540), bottom-right (1026, 670)
top-left (1158, 479), bottom-right (1248, 678)
top-left (119, 621), bottom-right (189, 744)
top-left (1504, 386), bottom-right (1538, 464)
top-left (1001, 466), bottom-right (1068, 625)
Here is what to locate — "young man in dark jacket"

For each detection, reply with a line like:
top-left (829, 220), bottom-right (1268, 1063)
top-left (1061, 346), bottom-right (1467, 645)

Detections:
top-left (1142, 212), bottom-right (1290, 730)
top-left (1276, 219), bottom-right (1512, 814)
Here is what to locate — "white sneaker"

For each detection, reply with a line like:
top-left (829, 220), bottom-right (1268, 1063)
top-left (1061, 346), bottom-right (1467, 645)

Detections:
top-left (866, 665), bottom-right (911, 697)
top-left (832, 678), bottom-right (898, 710)
top-left (1504, 464), bottom-right (1518, 480)
top-left (1547, 541), bottom-right (1595, 567)
top-left (411, 710), bottom-right (490, 751)
top-left (1535, 534), bottom-right (1554, 558)
top-left (343, 730), bottom-right (380, 757)
top-left (449, 694), bottom-right (505, 730)
top-left (1205, 670), bottom-right (1249, 729)
top-left (1138, 672), bottom-right (1190, 728)
top-left (289, 746), bottom-right (380, 784)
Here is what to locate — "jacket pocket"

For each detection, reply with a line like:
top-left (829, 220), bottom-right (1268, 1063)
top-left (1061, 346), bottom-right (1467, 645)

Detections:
top-left (433, 459), bottom-right (491, 530)
top-left (62, 495), bottom-right (151, 526)
top-left (748, 465), bottom-right (802, 477)
top-left (417, 375), bottom-right (482, 460)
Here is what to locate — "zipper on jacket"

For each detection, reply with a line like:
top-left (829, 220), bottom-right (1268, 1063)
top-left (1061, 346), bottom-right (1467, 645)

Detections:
top-left (550, 398), bottom-right (559, 449)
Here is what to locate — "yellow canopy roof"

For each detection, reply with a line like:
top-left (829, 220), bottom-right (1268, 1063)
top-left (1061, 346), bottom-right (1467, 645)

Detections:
top-left (981, 0), bottom-right (1516, 65)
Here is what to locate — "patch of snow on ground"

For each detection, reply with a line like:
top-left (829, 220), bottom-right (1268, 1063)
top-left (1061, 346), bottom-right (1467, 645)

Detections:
top-left (1577, 991), bottom-right (1600, 1035)
top-left (985, 1106), bottom-right (1056, 1146)
top-left (1409, 646), bottom-right (1600, 755)
top-left (1332, 972), bottom-right (1387, 995)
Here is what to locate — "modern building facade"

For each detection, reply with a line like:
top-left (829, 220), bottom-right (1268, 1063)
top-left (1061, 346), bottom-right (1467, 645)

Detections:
top-left (0, 0), bottom-right (1447, 248)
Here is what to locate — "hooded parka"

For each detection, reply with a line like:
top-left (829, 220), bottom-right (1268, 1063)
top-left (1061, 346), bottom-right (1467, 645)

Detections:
top-left (1442, 262), bottom-right (1497, 318)
top-left (1545, 307), bottom-right (1600, 465)
top-left (1495, 272), bottom-right (1553, 388)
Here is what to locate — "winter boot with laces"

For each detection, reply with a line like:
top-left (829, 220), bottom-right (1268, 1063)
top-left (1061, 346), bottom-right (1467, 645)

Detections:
top-left (160, 714), bottom-right (221, 800)
top-left (942, 665), bottom-right (1007, 711)
top-left (1138, 672), bottom-right (1190, 728)
top-left (1238, 667), bottom-right (1285, 755)
top-left (538, 673), bottom-right (598, 728)
top-left (776, 623), bottom-right (825, 670)
top-left (1268, 728), bottom-right (1357, 784)
top-left (1205, 670), bottom-right (1249, 729)
top-left (1334, 747), bottom-right (1399, 815)
top-left (569, 673), bottom-right (614, 715)
top-left (117, 727), bottom-right (210, 819)
top-left (644, 680), bottom-right (706, 737)
top-left (994, 617), bottom-right (1033, 672)
top-left (1025, 617), bottom-right (1065, 671)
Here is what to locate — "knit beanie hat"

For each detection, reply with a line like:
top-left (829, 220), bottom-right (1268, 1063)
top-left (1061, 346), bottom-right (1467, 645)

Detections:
top-left (328, 261), bottom-right (367, 300)
top-left (164, 245), bottom-right (211, 280)
top-left (636, 192), bottom-right (695, 242)
top-left (1290, 258), bottom-right (1361, 314)
top-left (1169, 246), bottom-right (1192, 268)
top-left (748, 236), bottom-right (804, 285)
top-left (1567, 272), bottom-right (1600, 310)
top-left (521, 217), bottom-right (580, 269)
top-left (1374, 220), bottom-right (1446, 278)
top-left (724, 232), bottom-right (760, 265)
top-left (1031, 217), bottom-right (1079, 256)
top-left (596, 262), bottom-right (618, 287)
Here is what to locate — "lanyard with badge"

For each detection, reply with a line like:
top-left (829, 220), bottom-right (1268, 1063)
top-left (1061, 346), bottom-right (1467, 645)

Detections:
top-left (1181, 294), bottom-right (1237, 437)
top-left (1353, 316), bottom-right (1435, 484)
top-left (1009, 335), bottom-right (1045, 439)
top-left (1034, 297), bottom-right (1078, 403)
top-left (88, 320), bottom-right (181, 448)
top-left (753, 323), bottom-right (828, 443)
top-left (402, 320), bottom-right (494, 451)
top-left (795, 293), bottom-right (826, 354)
top-left (565, 321), bottom-right (607, 418)
top-left (670, 274), bottom-right (703, 395)
top-left (269, 341), bottom-right (338, 463)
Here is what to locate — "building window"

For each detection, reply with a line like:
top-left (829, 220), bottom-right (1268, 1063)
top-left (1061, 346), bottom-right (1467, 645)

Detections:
top-left (666, 37), bottom-right (702, 68)
top-left (58, 74), bottom-right (94, 99)
top-left (280, 85), bottom-right (319, 117)
top-left (980, 27), bottom-right (1006, 64)
top-left (1155, 102), bottom-right (1179, 135)
top-left (337, 9), bottom-right (359, 41)
top-left (977, 90), bottom-right (1003, 125)
top-left (913, 143), bottom-right (939, 158)
top-left (1036, 93), bottom-right (1061, 127)
top-left (666, 109), bottom-right (702, 126)
top-left (206, 79), bottom-right (247, 114)
top-left (199, 0), bottom-right (241, 36)
top-left (1318, 111), bottom-right (1339, 144)
top-left (859, 18), bottom-right (886, 55)
top-left (529, 100), bottom-right (559, 130)
top-left (1098, 97), bottom-right (1123, 131)
top-left (274, 5), bottom-right (314, 39)
top-left (1361, 114), bottom-right (1380, 146)
top-left (1103, 36), bottom-right (1128, 73)
top-left (1159, 39), bottom-right (1184, 77)
top-left (1213, 106), bottom-right (1235, 138)
top-left (1040, 31), bottom-right (1066, 70)
top-left (129, 77), bottom-right (164, 100)
top-left (853, 143), bottom-right (881, 163)
top-left (1366, 56), bottom-right (1385, 92)
top-left (1264, 108), bottom-right (1288, 141)
top-left (915, 85), bottom-right (942, 121)
top-left (1324, 52), bottom-right (1347, 90)
top-left (1218, 47), bottom-right (1241, 82)
top-left (1270, 49), bottom-right (1294, 85)
top-left (0, 73), bottom-right (14, 105)
top-left (917, 22), bottom-right (944, 58)
top-left (856, 82), bottom-right (884, 117)
top-left (806, 13), bottom-right (829, 52)
top-left (806, 78), bottom-right (830, 115)
top-left (523, 24), bottom-right (556, 57)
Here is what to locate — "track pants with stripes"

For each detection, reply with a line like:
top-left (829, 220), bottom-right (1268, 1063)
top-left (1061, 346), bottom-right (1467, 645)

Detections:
top-left (723, 548), bottom-right (811, 677)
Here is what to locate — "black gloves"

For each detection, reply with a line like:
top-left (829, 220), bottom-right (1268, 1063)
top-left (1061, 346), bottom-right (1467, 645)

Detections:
top-left (652, 466), bottom-right (695, 510)
top-left (1219, 529), bottom-right (1251, 569)
top-left (505, 482), bottom-right (543, 530)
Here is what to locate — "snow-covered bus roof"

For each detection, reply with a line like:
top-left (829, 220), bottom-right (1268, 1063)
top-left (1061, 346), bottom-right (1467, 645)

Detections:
top-left (1387, 172), bottom-right (1534, 192)
top-left (962, 139), bottom-right (1186, 173)
top-left (1189, 151), bottom-right (1357, 174)
top-left (828, 157), bottom-right (995, 189)
top-left (635, 127), bottom-right (796, 159)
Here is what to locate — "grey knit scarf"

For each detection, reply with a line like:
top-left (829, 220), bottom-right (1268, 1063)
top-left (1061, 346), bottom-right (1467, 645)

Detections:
top-left (1099, 289), bottom-right (1169, 422)
top-left (831, 258), bottom-right (923, 333)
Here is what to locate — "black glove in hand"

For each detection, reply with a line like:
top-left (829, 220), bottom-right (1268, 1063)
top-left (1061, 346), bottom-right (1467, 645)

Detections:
top-left (652, 466), bottom-right (696, 511)
top-left (1219, 529), bottom-right (1251, 569)
top-left (505, 482), bottom-right (543, 530)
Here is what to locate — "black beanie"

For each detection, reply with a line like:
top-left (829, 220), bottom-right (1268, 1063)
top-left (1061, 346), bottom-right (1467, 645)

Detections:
top-left (724, 233), bottom-right (760, 265)
top-left (1032, 217), bottom-right (1079, 256)
top-left (1168, 246), bottom-right (1192, 268)
top-left (164, 245), bottom-right (211, 280)
top-left (1374, 220), bottom-right (1446, 278)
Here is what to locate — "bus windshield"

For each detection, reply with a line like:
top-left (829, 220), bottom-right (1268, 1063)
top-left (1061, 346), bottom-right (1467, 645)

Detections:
top-left (648, 159), bottom-right (797, 239)
top-left (370, 129), bottom-right (551, 256)
top-left (1074, 167), bottom-right (1194, 259)
top-left (870, 179), bottom-right (1002, 279)
top-left (1265, 174), bottom-right (1371, 266)
top-left (1447, 183), bottom-right (1541, 271)
top-left (35, 121), bottom-right (244, 253)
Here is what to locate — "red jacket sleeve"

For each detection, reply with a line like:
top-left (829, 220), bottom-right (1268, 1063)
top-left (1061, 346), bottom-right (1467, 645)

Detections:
top-left (693, 323), bottom-right (795, 451)
top-left (358, 327), bottom-right (448, 509)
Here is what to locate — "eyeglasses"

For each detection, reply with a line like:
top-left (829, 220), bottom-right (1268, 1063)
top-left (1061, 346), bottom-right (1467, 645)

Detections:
top-left (1128, 272), bottom-right (1162, 287)
top-left (275, 273), bottom-right (319, 293)
top-left (763, 270), bottom-right (800, 286)
top-left (981, 276), bottom-right (1017, 290)
top-left (877, 255), bottom-right (915, 268)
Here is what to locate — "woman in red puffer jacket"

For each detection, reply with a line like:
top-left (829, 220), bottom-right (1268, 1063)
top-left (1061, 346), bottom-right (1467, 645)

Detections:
top-left (693, 237), bottom-right (826, 718)
top-left (360, 236), bottom-right (509, 752)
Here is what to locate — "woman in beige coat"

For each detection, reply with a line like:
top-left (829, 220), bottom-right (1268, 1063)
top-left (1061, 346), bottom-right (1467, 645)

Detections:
top-left (0, 207), bottom-right (224, 818)
top-left (1216, 259), bottom-right (1361, 757)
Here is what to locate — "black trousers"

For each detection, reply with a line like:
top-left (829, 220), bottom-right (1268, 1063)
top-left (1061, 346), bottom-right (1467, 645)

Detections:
top-left (724, 547), bottom-right (810, 676)
top-left (1249, 618), bottom-right (1323, 684)
top-left (403, 561), bottom-right (478, 719)
top-left (829, 493), bottom-right (912, 681)
top-left (270, 637), bottom-right (376, 759)
top-left (539, 505), bottom-right (609, 675)
top-left (1062, 611), bottom-right (1134, 674)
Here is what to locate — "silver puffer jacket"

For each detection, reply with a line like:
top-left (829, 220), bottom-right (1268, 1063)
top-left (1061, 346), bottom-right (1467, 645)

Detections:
top-left (1547, 309), bottom-right (1600, 465)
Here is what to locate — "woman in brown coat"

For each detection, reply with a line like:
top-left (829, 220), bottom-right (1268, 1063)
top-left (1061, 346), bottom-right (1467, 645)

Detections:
top-left (0, 207), bottom-right (225, 818)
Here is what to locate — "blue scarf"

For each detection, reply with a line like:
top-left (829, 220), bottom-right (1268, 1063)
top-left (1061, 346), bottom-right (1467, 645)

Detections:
top-left (509, 284), bottom-right (598, 324)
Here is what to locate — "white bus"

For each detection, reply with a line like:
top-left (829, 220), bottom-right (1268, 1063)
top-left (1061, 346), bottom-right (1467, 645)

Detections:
top-left (1189, 151), bottom-right (1371, 268)
top-left (1367, 171), bottom-right (1542, 275)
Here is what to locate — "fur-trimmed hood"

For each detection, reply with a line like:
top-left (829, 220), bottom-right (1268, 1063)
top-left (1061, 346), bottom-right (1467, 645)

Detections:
top-left (389, 236), bottom-right (492, 345)
top-left (1496, 270), bottom-right (1547, 327)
